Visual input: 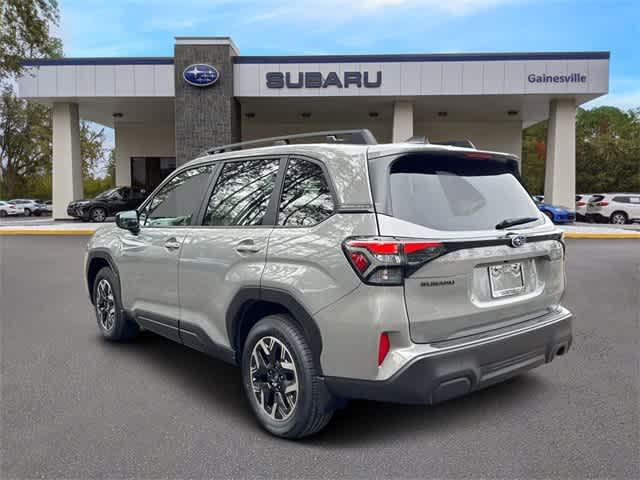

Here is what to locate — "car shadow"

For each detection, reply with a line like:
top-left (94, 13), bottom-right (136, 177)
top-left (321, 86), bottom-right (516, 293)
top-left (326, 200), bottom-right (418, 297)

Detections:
top-left (97, 331), bottom-right (549, 445)
top-left (96, 331), bottom-right (254, 427)
top-left (308, 374), bottom-right (546, 447)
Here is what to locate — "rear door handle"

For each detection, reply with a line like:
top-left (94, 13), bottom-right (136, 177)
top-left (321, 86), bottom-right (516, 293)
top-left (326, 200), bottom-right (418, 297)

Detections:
top-left (235, 239), bottom-right (261, 254)
top-left (164, 237), bottom-right (182, 251)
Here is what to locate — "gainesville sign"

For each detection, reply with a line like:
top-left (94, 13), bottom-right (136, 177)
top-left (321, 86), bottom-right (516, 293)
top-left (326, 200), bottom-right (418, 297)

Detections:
top-left (266, 71), bottom-right (382, 89)
top-left (528, 73), bottom-right (587, 84)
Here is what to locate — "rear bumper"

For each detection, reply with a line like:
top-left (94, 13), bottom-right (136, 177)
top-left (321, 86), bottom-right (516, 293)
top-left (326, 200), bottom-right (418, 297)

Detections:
top-left (586, 213), bottom-right (608, 223)
top-left (324, 307), bottom-right (573, 404)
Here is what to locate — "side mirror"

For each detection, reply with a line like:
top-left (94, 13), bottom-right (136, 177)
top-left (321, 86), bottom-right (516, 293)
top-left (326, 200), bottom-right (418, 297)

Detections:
top-left (115, 210), bottom-right (140, 233)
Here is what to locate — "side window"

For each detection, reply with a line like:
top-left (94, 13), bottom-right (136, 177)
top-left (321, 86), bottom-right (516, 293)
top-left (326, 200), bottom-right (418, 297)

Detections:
top-left (630, 197), bottom-right (640, 204)
top-left (140, 165), bottom-right (213, 227)
top-left (277, 158), bottom-right (334, 227)
top-left (612, 196), bottom-right (628, 203)
top-left (204, 158), bottom-right (280, 226)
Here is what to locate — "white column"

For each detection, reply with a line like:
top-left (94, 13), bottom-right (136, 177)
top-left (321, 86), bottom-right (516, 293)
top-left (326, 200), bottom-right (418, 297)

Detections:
top-left (392, 101), bottom-right (414, 142)
top-left (52, 103), bottom-right (83, 220)
top-left (114, 123), bottom-right (131, 186)
top-left (544, 99), bottom-right (576, 207)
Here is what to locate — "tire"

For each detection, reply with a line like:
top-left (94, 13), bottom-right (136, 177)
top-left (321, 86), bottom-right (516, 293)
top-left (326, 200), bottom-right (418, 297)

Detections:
top-left (23, 208), bottom-right (31, 217)
top-left (92, 267), bottom-right (139, 341)
top-left (543, 210), bottom-right (554, 222)
top-left (241, 314), bottom-right (334, 439)
top-left (610, 211), bottom-right (628, 225)
top-left (90, 207), bottom-right (107, 222)
top-left (0, 210), bottom-right (6, 218)
top-left (34, 211), bottom-right (41, 216)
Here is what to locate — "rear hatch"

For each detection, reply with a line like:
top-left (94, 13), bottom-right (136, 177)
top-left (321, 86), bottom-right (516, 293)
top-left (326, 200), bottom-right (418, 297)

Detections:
top-left (586, 194), bottom-right (606, 214)
top-left (368, 149), bottom-right (565, 344)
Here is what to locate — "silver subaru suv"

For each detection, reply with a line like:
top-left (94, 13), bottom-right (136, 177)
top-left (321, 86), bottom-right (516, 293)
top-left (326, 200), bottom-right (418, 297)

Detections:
top-left (84, 130), bottom-right (572, 438)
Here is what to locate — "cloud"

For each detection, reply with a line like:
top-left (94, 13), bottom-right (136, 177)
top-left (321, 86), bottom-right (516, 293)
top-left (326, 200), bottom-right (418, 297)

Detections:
top-left (244, 0), bottom-right (516, 24)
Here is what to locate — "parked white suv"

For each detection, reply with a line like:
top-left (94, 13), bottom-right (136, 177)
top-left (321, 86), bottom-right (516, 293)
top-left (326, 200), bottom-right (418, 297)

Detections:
top-left (586, 193), bottom-right (640, 224)
top-left (575, 194), bottom-right (593, 221)
top-left (0, 201), bottom-right (25, 217)
top-left (8, 199), bottom-right (45, 216)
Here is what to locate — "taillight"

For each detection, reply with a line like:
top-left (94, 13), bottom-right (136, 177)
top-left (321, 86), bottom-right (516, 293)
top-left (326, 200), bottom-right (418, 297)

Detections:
top-left (576, 201), bottom-right (586, 207)
top-left (597, 201), bottom-right (609, 207)
top-left (342, 237), bottom-right (447, 285)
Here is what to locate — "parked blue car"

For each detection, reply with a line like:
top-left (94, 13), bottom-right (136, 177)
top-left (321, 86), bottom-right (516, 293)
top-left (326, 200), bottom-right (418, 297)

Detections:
top-left (533, 196), bottom-right (576, 224)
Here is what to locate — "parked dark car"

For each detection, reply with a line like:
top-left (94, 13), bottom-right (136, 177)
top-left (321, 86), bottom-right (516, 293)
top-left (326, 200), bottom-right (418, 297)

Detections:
top-left (67, 187), bottom-right (147, 222)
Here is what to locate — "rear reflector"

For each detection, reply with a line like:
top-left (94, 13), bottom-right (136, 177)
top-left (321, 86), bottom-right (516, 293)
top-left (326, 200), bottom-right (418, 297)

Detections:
top-left (378, 332), bottom-right (390, 366)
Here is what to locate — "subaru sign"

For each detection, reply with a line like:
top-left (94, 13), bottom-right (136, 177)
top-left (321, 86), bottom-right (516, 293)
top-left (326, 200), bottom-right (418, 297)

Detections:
top-left (183, 64), bottom-right (219, 87)
top-left (266, 71), bottom-right (382, 89)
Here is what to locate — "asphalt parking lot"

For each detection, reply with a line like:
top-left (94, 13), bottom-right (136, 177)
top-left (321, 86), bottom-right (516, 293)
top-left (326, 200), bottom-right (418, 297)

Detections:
top-left (1, 237), bottom-right (638, 479)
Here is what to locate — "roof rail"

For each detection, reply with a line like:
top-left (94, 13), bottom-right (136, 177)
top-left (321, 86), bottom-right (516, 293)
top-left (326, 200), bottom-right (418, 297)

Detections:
top-left (203, 129), bottom-right (378, 155)
top-left (431, 139), bottom-right (476, 149)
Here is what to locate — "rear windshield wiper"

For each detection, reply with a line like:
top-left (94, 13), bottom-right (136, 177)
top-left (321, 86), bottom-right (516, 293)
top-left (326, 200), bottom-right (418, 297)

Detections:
top-left (495, 217), bottom-right (539, 230)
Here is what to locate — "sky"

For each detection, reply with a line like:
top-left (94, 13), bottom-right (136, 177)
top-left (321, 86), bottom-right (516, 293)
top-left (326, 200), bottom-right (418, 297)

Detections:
top-left (55, 0), bottom-right (639, 110)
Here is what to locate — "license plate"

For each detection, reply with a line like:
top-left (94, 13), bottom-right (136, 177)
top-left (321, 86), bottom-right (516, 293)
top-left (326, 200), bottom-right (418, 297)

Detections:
top-left (488, 262), bottom-right (525, 298)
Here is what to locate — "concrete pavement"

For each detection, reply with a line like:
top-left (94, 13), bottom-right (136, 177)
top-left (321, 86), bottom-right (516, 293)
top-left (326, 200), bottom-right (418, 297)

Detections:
top-left (1, 237), bottom-right (638, 478)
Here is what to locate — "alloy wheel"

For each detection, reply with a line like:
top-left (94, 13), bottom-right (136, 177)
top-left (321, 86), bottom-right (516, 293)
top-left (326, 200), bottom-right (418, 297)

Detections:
top-left (92, 208), bottom-right (106, 222)
top-left (95, 279), bottom-right (116, 331)
top-left (611, 214), bottom-right (626, 224)
top-left (250, 336), bottom-right (299, 421)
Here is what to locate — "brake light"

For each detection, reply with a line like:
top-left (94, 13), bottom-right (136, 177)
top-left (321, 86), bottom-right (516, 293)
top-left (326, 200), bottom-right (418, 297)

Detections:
top-left (576, 201), bottom-right (586, 207)
top-left (464, 152), bottom-right (492, 159)
top-left (378, 332), bottom-right (390, 366)
top-left (343, 237), bottom-right (447, 285)
top-left (349, 251), bottom-right (370, 273)
top-left (597, 201), bottom-right (609, 207)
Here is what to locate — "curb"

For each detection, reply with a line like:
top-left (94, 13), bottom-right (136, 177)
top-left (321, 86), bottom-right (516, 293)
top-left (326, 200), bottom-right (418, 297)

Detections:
top-left (563, 232), bottom-right (640, 239)
top-left (0, 229), bottom-right (96, 236)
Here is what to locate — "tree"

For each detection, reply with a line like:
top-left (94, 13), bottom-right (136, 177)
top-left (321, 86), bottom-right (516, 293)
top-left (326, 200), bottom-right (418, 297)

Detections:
top-left (0, 0), bottom-right (61, 80)
top-left (0, 87), bottom-right (113, 199)
top-left (521, 106), bottom-right (640, 196)
top-left (0, 85), bottom-right (52, 198)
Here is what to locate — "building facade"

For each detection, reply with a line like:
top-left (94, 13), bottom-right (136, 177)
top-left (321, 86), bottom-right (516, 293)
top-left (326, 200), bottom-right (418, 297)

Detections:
top-left (17, 37), bottom-right (609, 219)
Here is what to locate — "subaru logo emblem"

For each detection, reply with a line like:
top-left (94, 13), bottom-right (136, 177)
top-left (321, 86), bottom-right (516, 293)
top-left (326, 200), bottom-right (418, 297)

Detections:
top-left (510, 235), bottom-right (527, 248)
top-left (183, 64), bottom-right (219, 87)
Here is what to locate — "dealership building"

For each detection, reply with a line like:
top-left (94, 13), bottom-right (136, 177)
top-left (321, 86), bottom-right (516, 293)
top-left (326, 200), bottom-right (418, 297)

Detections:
top-left (17, 37), bottom-right (609, 219)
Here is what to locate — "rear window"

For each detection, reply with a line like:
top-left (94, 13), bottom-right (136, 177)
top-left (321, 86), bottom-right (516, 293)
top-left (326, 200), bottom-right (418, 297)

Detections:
top-left (589, 195), bottom-right (605, 203)
top-left (381, 153), bottom-right (542, 231)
